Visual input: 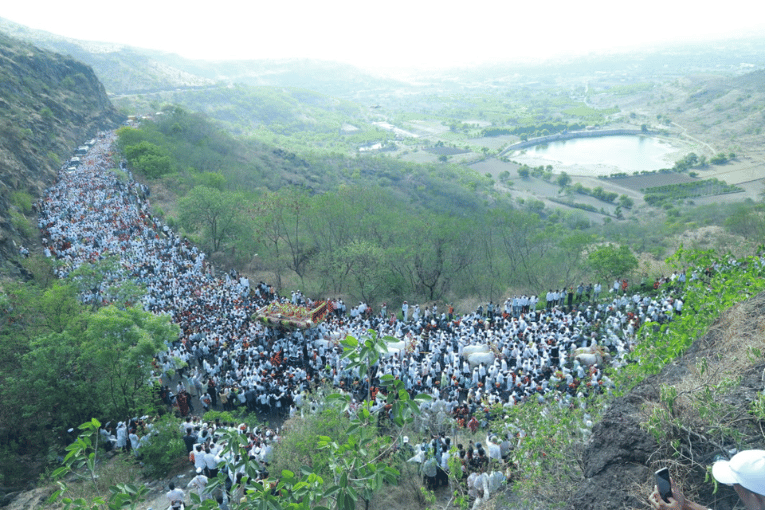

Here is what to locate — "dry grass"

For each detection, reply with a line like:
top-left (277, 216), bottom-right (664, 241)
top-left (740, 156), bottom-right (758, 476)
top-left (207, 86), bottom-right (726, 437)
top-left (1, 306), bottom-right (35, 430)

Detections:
top-left (692, 294), bottom-right (765, 375)
top-left (51, 454), bottom-right (144, 507)
top-left (369, 463), bottom-right (428, 510)
top-left (635, 294), bottom-right (765, 509)
top-left (641, 294), bottom-right (765, 422)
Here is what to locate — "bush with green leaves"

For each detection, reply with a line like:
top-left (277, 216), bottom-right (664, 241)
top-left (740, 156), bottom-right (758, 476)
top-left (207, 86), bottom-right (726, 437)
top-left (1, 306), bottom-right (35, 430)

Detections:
top-left (10, 190), bottom-right (33, 212)
top-left (123, 141), bottom-right (174, 179)
top-left (136, 415), bottom-right (188, 478)
top-left (629, 249), bottom-right (765, 376)
top-left (272, 399), bottom-right (352, 480)
top-left (50, 418), bottom-right (150, 510)
top-left (487, 385), bottom-right (610, 507)
top-left (10, 210), bottom-right (35, 237)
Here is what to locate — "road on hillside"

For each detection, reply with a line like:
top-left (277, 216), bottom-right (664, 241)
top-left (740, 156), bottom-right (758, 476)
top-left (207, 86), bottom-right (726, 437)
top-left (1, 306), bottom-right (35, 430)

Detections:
top-left (670, 121), bottom-right (716, 155)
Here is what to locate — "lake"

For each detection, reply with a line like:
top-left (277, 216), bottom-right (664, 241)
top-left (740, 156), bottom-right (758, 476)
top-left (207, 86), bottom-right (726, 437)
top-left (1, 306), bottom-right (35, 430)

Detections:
top-left (510, 135), bottom-right (683, 176)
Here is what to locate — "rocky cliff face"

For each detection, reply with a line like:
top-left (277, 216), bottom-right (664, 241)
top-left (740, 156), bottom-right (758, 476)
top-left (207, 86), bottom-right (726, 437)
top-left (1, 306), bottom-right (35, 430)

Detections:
top-left (0, 32), bottom-right (122, 273)
top-left (568, 293), bottom-right (765, 510)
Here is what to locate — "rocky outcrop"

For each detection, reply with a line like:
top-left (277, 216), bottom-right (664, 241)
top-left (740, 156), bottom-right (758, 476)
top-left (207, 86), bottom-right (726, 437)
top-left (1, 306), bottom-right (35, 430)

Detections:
top-left (0, 32), bottom-right (122, 272)
top-left (568, 293), bottom-right (765, 510)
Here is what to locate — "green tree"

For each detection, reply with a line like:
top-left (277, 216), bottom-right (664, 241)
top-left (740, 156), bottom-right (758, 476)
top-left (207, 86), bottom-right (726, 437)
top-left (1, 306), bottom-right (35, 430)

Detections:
top-left (116, 126), bottom-right (149, 149)
top-left (178, 185), bottom-right (246, 253)
top-left (710, 153), bottom-right (728, 165)
top-left (554, 231), bottom-right (594, 287)
top-left (10, 306), bottom-right (177, 443)
top-left (306, 186), bottom-right (377, 295)
top-left (394, 215), bottom-right (473, 300)
top-left (724, 203), bottom-right (765, 242)
top-left (123, 141), bottom-right (173, 179)
top-left (192, 171), bottom-right (227, 191)
top-left (587, 244), bottom-right (638, 282)
top-left (0, 281), bottom-right (94, 449)
top-left (497, 210), bottom-right (555, 289)
top-left (556, 172), bottom-right (572, 187)
top-left (684, 152), bottom-right (699, 167)
top-left (339, 240), bottom-right (387, 304)
top-left (68, 256), bottom-right (145, 310)
top-left (618, 195), bottom-right (634, 209)
top-left (252, 188), bottom-right (314, 288)
top-left (78, 306), bottom-right (177, 418)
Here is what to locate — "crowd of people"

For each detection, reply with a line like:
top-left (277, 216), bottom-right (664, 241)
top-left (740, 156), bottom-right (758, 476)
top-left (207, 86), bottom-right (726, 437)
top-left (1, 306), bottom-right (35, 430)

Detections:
top-left (39, 133), bottom-right (719, 508)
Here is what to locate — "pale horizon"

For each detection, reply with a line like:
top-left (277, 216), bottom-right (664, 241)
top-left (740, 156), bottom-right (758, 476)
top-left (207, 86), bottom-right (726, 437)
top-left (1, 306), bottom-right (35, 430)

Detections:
top-left (1, 1), bottom-right (765, 73)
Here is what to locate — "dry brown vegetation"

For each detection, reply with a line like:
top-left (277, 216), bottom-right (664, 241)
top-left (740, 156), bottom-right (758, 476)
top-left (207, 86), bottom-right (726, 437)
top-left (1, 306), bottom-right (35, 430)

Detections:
top-left (635, 293), bottom-right (765, 509)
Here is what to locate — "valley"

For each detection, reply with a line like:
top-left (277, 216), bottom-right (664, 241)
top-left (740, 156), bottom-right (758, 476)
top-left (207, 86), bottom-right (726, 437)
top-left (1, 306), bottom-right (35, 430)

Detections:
top-left (0, 19), bottom-right (763, 510)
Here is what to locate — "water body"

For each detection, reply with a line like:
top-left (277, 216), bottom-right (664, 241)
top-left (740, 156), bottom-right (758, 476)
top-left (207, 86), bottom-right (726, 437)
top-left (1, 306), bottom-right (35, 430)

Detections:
top-left (511, 135), bottom-right (681, 176)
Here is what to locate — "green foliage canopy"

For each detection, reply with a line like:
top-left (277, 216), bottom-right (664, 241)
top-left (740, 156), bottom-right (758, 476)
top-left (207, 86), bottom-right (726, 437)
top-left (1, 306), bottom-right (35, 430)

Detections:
top-left (0, 280), bottom-right (178, 467)
top-left (586, 244), bottom-right (639, 282)
top-left (123, 141), bottom-right (173, 179)
top-left (178, 185), bottom-right (247, 253)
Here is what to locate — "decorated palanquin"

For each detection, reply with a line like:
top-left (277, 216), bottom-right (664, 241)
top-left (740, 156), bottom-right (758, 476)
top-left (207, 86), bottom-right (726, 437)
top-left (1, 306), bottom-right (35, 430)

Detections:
top-left (253, 301), bottom-right (328, 330)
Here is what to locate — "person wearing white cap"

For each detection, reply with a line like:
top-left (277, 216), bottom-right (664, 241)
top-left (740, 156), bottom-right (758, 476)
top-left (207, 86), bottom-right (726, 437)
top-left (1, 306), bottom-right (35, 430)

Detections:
top-left (649, 449), bottom-right (765, 510)
top-left (712, 450), bottom-right (765, 509)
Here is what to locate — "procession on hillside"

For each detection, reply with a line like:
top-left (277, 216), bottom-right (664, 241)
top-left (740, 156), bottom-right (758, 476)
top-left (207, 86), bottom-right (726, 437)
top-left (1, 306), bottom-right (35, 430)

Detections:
top-left (38, 133), bottom-right (731, 509)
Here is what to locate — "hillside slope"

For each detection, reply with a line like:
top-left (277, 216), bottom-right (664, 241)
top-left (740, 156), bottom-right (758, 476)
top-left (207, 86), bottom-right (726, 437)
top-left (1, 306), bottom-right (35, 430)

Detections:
top-left (567, 292), bottom-right (765, 509)
top-left (0, 32), bottom-right (122, 272)
top-left (0, 18), bottom-right (214, 94)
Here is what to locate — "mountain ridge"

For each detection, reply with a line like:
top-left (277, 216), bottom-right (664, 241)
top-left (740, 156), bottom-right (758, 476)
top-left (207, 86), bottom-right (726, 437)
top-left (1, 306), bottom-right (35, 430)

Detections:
top-left (0, 32), bottom-right (122, 272)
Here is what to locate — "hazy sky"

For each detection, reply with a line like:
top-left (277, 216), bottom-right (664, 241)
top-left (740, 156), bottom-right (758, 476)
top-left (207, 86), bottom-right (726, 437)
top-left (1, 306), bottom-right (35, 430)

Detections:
top-left (2, 0), bottom-right (764, 70)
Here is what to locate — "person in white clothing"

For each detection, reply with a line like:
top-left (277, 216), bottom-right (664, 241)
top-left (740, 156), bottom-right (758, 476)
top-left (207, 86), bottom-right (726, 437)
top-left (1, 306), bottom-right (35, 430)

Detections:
top-left (187, 471), bottom-right (209, 501)
top-left (116, 422), bottom-right (127, 452)
top-left (166, 482), bottom-right (185, 509)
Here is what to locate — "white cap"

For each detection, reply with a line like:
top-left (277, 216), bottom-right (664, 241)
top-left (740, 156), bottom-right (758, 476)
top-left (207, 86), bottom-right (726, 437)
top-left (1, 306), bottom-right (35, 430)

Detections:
top-left (403, 436), bottom-right (409, 443)
top-left (712, 449), bottom-right (765, 496)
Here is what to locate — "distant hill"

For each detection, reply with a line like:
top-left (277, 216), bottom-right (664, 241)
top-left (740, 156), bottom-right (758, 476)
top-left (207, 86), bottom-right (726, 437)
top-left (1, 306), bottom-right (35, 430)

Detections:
top-left (0, 17), bottom-right (215, 94)
top-left (111, 83), bottom-right (376, 142)
top-left (0, 32), bottom-right (122, 272)
top-left (0, 17), bottom-right (405, 99)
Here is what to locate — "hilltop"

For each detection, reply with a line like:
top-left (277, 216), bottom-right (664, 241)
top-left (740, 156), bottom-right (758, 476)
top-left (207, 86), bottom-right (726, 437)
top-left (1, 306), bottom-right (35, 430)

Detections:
top-left (0, 33), bottom-right (121, 272)
top-left (0, 17), bottom-right (402, 98)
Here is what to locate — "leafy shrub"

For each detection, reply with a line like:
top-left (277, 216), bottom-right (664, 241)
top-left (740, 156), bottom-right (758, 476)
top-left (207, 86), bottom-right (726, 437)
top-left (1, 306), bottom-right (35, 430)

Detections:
top-left (123, 141), bottom-right (174, 179)
top-left (202, 410), bottom-right (242, 424)
top-left (629, 249), bottom-right (765, 376)
top-left (489, 386), bottom-right (605, 507)
top-left (40, 107), bottom-right (54, 121)
top-left (11, 210), bottom-right (35, 237)
top-left (272, 402), bottom-right (351, 479)
top-left (60, 76), bottom-right (75, 89)
top-left (137, 415), bottom-right (187, 477)
top-left (710, 153), bottom-right (728, 164)
top-left (10, 191), bottom-right (33, 212)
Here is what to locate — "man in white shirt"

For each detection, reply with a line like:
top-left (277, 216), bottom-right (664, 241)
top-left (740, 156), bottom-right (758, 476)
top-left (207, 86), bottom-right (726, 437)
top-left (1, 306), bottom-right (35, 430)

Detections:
top-left (187, 470), bottom-right (209, 501)
top-left (205, 447), bottom-right (220, 478)
top-left (166, 482), bottom-right (185, 509)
